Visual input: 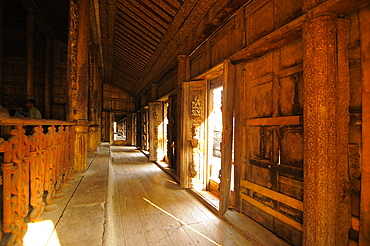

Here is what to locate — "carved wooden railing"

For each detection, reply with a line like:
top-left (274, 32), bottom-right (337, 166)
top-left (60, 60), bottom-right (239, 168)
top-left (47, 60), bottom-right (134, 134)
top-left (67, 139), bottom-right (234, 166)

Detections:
top-left (0, 117), bottom-right (76, 245)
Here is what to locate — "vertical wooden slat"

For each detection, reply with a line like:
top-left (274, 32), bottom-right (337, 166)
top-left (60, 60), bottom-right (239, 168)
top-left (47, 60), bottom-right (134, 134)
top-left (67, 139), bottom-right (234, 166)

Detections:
top-left (360, 5), bottom-right (370, 246)
top-left (219, 60), bottom-right (235, 215)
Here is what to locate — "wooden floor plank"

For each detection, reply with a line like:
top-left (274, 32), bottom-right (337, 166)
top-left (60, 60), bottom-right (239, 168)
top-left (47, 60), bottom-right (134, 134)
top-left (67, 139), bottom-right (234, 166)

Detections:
top-left (140, 214), bottom-right (173, 246)
top-left (109, 146), bottom-right (253, 246)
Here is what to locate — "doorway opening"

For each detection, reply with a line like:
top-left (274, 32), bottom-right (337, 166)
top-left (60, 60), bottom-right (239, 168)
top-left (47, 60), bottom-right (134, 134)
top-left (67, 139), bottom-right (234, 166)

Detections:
top-left (208, 86), bottom-right (223, 197)
top-left (114, 114), bottom-right (126, 141)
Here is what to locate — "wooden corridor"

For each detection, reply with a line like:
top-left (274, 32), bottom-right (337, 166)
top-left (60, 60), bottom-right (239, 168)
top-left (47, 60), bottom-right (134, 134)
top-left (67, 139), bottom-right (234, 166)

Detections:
top-left (106, 146), bottom-right (253, 246)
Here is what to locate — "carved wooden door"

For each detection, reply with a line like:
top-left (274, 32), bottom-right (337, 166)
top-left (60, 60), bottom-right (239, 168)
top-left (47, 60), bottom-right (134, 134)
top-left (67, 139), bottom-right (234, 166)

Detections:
top-left (240, 45), bottom-right (304, 245)
top-left (179, 81), bottom-right (208, 188)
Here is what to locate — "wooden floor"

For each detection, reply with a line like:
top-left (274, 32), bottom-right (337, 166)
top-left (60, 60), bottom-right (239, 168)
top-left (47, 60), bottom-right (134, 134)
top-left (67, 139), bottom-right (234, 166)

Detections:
top-left (106, 146), bottom-right (253, 246)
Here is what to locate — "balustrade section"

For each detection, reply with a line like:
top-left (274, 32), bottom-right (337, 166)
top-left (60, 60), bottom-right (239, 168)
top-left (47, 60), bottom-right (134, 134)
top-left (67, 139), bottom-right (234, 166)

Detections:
top-left (0, 117), bottom-right (76, 245)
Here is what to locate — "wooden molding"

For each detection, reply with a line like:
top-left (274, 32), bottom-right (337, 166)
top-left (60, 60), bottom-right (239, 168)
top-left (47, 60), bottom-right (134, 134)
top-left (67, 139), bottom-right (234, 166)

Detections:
top-left (245, 116), bottom-right (301, 126)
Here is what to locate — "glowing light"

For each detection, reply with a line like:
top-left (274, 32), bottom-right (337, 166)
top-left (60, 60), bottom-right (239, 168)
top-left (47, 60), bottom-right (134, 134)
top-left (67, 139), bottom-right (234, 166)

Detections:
top-left (23, 220), bottom-right (61, 246)
top-left (143, 197), bottom-right (222, 246)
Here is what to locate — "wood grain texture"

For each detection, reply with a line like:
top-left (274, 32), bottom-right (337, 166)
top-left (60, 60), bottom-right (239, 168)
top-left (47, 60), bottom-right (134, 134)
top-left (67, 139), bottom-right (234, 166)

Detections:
top-left (109, 146), bottom-right (253, 246)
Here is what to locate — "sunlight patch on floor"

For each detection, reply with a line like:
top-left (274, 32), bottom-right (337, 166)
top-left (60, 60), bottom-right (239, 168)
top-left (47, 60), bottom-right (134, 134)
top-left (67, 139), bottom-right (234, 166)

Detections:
top-left (23, 220), bottom-right (60, 246)
top-left (143, 197), bottom-right (222, 246)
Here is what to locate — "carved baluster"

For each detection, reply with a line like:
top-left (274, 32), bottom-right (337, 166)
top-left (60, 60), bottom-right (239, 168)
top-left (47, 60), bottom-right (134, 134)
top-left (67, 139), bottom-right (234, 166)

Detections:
top-left (4, 125), bottom-right (29, 245)
top-left (64, 126), bottom-right (73, 182)
top-left (62, 127), bottom-right (68, 185)
top-left (44, 125), bottom-right (57, 211)
top-left (67, 125), bottom-right (76, 180)
top-left (29, 126), bottom-right (46, 221)
top-left (54, 126), bottom-right (65, 198)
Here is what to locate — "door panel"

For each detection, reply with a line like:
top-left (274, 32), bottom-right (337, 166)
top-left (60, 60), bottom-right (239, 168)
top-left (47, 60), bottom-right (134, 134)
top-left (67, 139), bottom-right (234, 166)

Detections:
top-left (179, 81), bottom-right (208, 188)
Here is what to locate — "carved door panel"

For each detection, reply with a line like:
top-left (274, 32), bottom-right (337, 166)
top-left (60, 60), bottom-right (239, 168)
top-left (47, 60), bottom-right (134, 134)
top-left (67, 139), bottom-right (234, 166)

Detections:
top-left (149, 101), bottom-right (164, 162)
top-left (241, 45), bottom-right (304, 245)
top-left (180, 81), bottom-right (208, 188)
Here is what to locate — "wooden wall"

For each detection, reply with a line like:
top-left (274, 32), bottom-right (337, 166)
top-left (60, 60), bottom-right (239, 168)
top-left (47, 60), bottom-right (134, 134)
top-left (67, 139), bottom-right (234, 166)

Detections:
top-left (184, 0), bottom-right (368, 245)
top-left (101, 84), bottom-right (134, 142)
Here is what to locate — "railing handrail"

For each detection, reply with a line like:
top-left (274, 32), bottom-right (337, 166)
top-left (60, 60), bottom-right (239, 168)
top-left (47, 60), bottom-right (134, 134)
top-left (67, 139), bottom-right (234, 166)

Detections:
top-left (0, 117), bottom-right (77, 126)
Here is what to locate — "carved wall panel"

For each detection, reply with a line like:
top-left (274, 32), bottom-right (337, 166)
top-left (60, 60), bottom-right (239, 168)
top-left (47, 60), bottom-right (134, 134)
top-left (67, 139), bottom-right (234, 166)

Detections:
top-left (180, 81), bottom-right (208, 188)
top-left (149, 102), bottom-right (164, 162)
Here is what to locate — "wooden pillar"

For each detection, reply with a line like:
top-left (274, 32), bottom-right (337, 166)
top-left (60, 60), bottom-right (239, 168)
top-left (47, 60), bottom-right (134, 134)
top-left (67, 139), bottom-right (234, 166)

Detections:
top-left (303, 15), bottom-right (351, 246)
top-left (67, 0), bottom-right (90, 171)
top-left (26, 8), bottom-right (35, 99)
top-left (219, 60), bottom-right (235, 215)
top-left (360, 6), bottom-right (370, 246)
top-left (43, 37), bottom-right (52, 119)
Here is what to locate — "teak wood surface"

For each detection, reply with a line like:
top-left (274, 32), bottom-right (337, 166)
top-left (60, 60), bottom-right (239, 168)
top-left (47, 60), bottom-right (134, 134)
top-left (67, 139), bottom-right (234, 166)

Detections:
top-left (109, 146), bottom-right (252, 246)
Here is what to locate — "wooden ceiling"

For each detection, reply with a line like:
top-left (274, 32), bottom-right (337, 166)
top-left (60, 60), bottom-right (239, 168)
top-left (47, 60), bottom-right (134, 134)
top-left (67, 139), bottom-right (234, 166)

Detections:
top-left (33, 0), bottom-right (251, 98)
top-left (109, 0), bottom-right (186, 96)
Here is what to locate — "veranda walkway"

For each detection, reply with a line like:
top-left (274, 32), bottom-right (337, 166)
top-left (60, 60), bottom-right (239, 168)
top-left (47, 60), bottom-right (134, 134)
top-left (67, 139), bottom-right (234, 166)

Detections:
top-left (22, 144), bottom-right (253, 246)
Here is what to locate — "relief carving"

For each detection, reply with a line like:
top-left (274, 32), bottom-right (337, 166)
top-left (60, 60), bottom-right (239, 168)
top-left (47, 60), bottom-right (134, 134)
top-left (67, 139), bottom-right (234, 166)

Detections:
top-left (68, 0), bottom-right (80, 91)
top-left (191, 96), bottom-right (201, 117)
